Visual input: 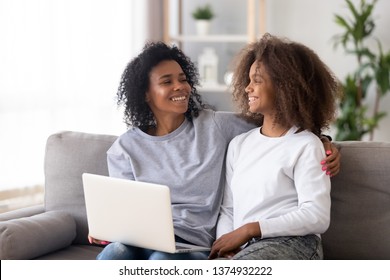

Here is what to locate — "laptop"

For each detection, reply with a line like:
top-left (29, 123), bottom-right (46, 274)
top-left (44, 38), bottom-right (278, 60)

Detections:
top-left (82, 173), bottom-right (210, 254)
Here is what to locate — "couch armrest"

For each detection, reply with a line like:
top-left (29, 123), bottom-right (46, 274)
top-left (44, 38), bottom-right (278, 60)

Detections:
top-left (0, 210), bottom-right (76, 259)
top-left (0, 204), bottom-right (44, 222)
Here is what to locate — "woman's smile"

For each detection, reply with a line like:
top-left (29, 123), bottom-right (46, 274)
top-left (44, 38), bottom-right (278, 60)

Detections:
top-left (170, 95), bottom-right (188, 102)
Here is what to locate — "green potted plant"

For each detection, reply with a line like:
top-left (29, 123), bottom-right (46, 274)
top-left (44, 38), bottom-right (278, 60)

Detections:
top-left (333, 0), bottom-right (390, 140)
top-left (192, 4), bottom-right (215, 36)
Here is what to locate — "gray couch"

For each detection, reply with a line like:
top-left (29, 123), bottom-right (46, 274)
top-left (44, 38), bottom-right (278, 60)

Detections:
top-left (0, 131), bottom-right (389, 260)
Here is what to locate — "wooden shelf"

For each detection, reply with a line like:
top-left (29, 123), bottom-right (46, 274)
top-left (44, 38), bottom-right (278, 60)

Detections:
top-left (163, 0), bottom-right (266, 93)
top-left (163, 0), bottom-right (266, 44)
top-left (170, 35), bottom-right (249, 43)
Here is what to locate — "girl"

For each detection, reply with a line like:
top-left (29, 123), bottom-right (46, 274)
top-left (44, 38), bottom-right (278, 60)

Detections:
top-left (210, 34), bottom-right (340, 260)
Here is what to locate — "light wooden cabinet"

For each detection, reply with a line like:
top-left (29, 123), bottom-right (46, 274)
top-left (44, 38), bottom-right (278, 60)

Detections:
top-left (163, 0), bottom-right (266, 93)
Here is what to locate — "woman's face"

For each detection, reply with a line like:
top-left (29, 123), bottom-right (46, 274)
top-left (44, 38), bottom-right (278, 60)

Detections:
top-left (146, 60), bottom-right (191, 118)
top-left (245, 61), bottom-right (275, 115)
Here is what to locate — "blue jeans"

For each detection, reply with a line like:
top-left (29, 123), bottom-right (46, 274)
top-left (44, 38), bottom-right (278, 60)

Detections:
top-left (232, 235), bottom-right (323, 260)
top-left (96, 236), bottom-right (209, 260)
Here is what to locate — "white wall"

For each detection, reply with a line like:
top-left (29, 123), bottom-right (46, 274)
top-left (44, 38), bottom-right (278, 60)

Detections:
top-left (179, 0), bottom-right (390, 141)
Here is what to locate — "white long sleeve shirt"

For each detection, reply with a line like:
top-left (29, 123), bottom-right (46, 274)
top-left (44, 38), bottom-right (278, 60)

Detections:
top-left (217, 126), bottom-right (331, 239)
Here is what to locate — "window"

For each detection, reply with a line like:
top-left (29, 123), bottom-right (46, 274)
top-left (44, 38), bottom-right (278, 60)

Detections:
top-left (0, 0), bottom-right (160, 209)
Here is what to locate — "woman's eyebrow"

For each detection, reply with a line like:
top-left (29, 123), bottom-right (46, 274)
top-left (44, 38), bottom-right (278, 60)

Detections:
top-left (158, 74), bottom-right (172, 80)
top-left (158, 72), bottom-right (186, 80)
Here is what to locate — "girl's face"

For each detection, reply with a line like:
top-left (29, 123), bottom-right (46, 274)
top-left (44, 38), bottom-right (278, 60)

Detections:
top-left (146, 60), bottom-right (191, 118)
top-left (245, 61), bottom-right (275, 115)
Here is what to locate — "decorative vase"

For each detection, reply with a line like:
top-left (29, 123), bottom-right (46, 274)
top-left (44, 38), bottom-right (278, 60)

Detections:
top-left (195, 20), bottom-right (210, 36)
top-left (198, 47), bottom-right (218, 85)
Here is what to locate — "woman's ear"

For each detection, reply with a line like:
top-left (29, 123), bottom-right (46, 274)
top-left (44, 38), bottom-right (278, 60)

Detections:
top-left (145, 92), bottom-right (150, 103)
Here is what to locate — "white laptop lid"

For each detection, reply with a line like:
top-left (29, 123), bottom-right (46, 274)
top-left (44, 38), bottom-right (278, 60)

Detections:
top-left (83, 173), bottom-right (178, 253)
top-left (82, 173), bottom-right (209, 254)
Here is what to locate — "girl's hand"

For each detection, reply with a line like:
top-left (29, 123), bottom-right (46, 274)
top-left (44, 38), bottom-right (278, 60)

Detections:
top-left (209, 222), bottom-right (260, 259)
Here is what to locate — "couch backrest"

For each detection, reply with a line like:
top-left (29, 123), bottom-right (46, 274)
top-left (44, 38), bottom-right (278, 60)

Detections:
top-left (44, 131), bottom-right (117, 244)
top-left (322, 141), bottom-right (390, 259)
top-left (43, 132), bottom-right (390, 258)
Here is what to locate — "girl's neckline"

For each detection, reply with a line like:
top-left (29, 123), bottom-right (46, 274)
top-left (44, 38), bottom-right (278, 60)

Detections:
top-left (260, 126), bottom-right (291, 138)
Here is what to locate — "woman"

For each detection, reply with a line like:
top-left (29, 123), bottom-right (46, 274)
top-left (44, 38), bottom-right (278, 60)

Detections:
top-left (210, 34), bottom-right (340, 260)
top-left (90, 41), bottom-right (340, 260)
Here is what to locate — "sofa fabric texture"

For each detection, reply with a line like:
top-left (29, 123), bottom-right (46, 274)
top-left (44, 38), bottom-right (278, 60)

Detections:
top-left (0, 210), bottom-right (76, 259)
top-left (0, 131), bottom-right (389, 259)
top-left (322, 142), bottom-right (390, 259)
top-left (44, 131), bottom-right (116, 245)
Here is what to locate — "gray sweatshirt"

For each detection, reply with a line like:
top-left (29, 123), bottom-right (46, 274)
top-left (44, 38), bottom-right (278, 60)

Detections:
top-left (107, 109), bottom-right (255, 247)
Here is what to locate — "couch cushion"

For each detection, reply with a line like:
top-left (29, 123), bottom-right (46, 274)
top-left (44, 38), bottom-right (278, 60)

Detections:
top-left (322, 141), bottom-right (390, 259)
top-left (0, 204), bottom-right (44, 222)
top-left (44, 131), bottom-right (117, 244)
top-left (34, 244), bottom-right (104, 260)
top-left (0, 211), bottom-right (76, 259)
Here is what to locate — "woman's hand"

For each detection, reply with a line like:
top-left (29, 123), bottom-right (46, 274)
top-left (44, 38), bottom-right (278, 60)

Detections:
top-left (88, 234), bottom-right (110, 245)
top-left (321, 139), bottom-right (341, 177)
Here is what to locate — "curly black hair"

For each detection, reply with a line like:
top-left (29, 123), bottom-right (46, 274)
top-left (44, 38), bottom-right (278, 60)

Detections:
top-left (232, 33), bottom-right (341, 135)
top-left (117, 41), bottom-right (206, 129)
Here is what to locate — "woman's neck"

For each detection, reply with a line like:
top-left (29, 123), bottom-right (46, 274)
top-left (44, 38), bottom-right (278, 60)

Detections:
top-left (148, 114), bottom-right (186, 136)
